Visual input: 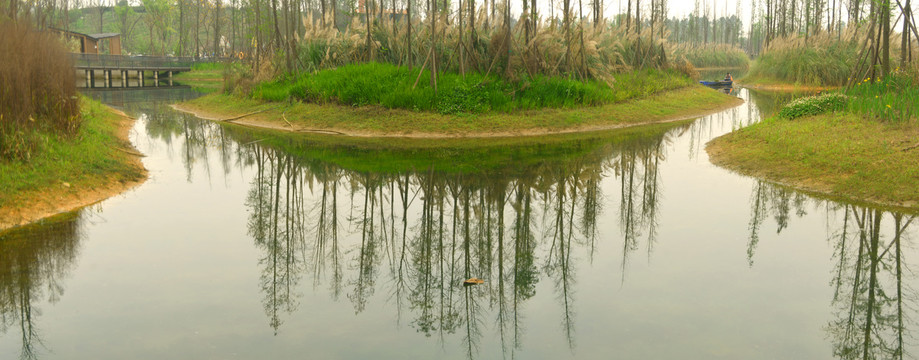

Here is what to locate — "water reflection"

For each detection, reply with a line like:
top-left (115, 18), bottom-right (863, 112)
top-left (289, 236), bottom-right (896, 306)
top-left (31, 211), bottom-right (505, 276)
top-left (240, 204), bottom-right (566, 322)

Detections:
top-left (0, 214), bottom-right (84, 360)
top-left (745, 181), bottom-right (917, 360)
top-left (829, 207), bottom-right (914, 360)
top-left (153, 113), bottom-right (682, 356)
top-left (129, 92), bottom-right (919, 358)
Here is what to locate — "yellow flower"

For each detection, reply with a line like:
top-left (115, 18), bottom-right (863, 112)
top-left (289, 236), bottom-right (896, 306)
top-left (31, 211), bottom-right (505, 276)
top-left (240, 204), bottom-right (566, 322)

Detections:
top-left (887, 105), bottom-right (891, 108)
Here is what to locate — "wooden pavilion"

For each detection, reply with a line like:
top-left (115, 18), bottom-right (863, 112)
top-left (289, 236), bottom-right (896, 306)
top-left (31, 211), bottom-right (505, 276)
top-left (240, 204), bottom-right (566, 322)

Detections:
top-left (49, 28), bottom-right (122, 55)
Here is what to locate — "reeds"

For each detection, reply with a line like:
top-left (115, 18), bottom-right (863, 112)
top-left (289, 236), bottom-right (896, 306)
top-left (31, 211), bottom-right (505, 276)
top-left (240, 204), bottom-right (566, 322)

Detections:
top-left (0, 21), bottom-right (79, 161)
top-left (747, 29), bottom-right (860, 86)
top-left (669, 43), bottom-right (750, 69)
top-left (289, 7), bottom-right (673, 84)
top-left (743, 26), bottom-right (919, 87)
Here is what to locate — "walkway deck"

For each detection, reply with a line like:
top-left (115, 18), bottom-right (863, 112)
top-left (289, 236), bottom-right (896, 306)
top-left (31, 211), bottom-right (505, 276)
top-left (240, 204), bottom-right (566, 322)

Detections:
top-left (70, 54), bottom-right (194, 72)
top-left (71, 54), bottom-right (201, 88)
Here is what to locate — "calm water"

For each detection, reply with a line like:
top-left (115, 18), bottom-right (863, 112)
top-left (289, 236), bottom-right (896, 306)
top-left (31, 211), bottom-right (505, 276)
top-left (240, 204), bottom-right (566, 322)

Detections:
top-left (1, 86), bottom-right (916, 360)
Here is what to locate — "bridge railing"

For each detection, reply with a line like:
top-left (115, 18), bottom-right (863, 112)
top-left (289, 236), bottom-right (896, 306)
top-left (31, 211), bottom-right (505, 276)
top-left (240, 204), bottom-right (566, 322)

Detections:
top-left (68, 54), bottom-right (224, 69)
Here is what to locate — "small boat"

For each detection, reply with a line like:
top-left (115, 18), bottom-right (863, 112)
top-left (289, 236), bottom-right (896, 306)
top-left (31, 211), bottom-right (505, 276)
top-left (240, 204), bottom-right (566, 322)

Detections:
top-left (463, 278), bottom-right (485, 285)
top-left (700, 80), bottom-right (733, 88)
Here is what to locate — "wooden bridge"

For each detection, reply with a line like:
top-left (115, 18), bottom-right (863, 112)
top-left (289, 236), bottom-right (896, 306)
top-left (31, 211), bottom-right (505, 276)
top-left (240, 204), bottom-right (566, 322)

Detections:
top-left (70, 54), bottom-right (198, 88)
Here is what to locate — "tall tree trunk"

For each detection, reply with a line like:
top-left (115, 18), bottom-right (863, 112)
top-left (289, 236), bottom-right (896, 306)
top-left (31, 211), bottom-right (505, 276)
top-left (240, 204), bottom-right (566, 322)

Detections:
top-left (366, 0), bottom-right (374, 60)
top-left (459, 0), bottom-right (465, 77)
top-left (469, 0), bottom-right (475, 70)
top-left (196, 0), bottom-right (201, 57)
top-left (523, 0), bottom-right (529, 51)
top-left (881, 0), bottom-right (890, 77)
top-left (564, 0), bottom-right (571, 70)
top-left (408, 0), bottom-right (413, 69)
top-left (179, 0), bottom-right (186, 56)
top-left (626, 0), bottom-right (632, 32)
top-left (272, 0), bottom-right (283, 53)
top-left (902, 0), bottom-right (912, 67)
top-left (430, 0), bottom-right (437, 94)
top-left (232, 0), bottom-right (237, 57)
top-left (215, 0), bottom-right (222, 56)
top-left (505, 0), bottom-right (510, 74)
top-left (332, 0), bottom-right (338, 29)
top-left (579, 0), bottom-right (586, 75)
top-left (636, 0), bottom-right (641, 32)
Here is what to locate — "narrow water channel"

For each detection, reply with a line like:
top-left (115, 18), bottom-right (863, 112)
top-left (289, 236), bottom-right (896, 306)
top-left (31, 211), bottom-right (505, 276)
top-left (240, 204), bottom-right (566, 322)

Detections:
top-left (1, 86), bottom-right (915, 360)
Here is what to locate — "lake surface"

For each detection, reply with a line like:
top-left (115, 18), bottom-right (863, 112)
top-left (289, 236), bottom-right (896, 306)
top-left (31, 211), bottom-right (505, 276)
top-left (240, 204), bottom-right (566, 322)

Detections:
top-left (1, 86), bottom-right (916, 360)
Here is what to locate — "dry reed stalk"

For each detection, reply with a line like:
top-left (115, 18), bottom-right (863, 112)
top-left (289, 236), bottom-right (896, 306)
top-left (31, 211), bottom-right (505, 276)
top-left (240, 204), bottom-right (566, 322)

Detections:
top-left (0, 20), bottom-right (78, 161)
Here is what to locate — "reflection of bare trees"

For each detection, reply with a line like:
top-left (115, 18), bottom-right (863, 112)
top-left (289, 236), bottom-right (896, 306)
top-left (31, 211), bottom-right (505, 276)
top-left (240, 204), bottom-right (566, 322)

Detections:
top-left (828, 207), bottom-right (916, 360)
top-left (743, 181), bottom-right (918, 360)
top-left (0, 214), bottom-right (84, 360)
top-left (143, 106), bottom-right (680, 355)
top-left (246, 148), bottom-right (308, 334)
top-left (228, 130), bottom-right (676, 356)
top-left (614, 133), bottom-right (669, 281)
top-left (746, 181), bottom-right (809, 265)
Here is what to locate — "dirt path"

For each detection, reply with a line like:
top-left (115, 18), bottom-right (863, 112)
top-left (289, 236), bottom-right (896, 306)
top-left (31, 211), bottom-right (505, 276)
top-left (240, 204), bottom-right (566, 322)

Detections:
top-left (171, 96), bottom-right (745, 139)
top-left (0, 108), bottom-right (148, 233)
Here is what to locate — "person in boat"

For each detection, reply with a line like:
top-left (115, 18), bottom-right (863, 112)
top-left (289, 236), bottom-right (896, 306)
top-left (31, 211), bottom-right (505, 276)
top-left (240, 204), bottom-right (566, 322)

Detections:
top-left (724, 73), bottom-right (734, 82)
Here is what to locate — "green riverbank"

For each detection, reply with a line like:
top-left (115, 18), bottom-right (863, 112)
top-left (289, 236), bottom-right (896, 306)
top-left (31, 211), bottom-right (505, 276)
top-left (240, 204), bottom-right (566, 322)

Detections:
top-left (0, 98), bottom-right (147, 231)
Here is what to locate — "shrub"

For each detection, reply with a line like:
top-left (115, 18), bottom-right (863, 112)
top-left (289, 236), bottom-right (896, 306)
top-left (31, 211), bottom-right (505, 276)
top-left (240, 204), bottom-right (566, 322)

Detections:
top-left (0, 21), bottom-right (79, 161)
top-left (777, 93), bottom-right (848, 119)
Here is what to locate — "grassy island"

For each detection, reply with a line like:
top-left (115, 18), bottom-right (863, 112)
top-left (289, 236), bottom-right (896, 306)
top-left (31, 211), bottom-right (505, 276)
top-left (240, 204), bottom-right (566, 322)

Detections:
top-left (178, 63), bottom-right (741, 138)
top-left (708, 70), bottom-right (919, 210)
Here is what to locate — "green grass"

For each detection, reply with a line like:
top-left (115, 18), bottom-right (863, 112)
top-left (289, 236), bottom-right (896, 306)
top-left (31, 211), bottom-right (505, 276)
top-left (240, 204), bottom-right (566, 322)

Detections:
top-left (183, 85), bottom-right (737, 136)
top-left (190, 62), bottom-right (226, 71)
top-left (174, 62), bottom-right (226, 92)
top-left (0, 97), bottom-right (145, 209)
top-left (250, 63), bottom-right (694, 114)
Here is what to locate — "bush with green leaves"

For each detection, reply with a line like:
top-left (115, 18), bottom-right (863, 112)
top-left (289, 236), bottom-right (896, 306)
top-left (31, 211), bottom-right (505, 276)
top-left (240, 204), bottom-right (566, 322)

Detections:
top-left (777, 93), bottom-right (848, 119)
